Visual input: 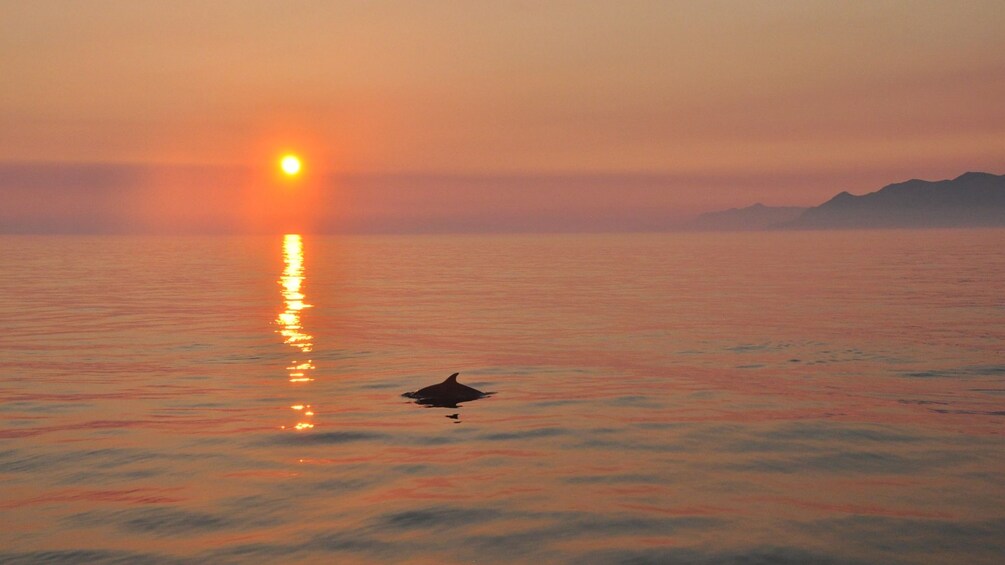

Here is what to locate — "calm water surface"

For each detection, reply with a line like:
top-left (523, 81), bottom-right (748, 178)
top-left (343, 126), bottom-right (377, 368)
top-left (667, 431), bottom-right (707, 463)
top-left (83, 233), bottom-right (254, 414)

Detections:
top-left (1, 230), bottom-right (1003, 564)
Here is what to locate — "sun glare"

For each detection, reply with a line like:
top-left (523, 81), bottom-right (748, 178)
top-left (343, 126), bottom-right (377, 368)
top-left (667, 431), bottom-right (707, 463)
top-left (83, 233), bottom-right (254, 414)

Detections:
top-left (280, 154), bottom-right (302, 176)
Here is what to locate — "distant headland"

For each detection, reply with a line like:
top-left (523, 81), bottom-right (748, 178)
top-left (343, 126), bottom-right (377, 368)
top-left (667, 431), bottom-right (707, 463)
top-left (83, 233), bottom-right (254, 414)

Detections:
top-left (692, 172), bottom-right (1005, 231)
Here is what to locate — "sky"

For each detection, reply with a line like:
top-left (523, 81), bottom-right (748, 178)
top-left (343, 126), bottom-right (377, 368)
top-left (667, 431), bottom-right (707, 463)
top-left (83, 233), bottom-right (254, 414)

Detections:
top-left (2, 1), bottom-right (1004, 233)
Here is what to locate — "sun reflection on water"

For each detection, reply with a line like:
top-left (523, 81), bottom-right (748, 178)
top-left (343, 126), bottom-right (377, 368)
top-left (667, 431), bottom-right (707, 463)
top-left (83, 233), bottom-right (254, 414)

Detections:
top-left (277, 234), bottom-right (316, 431)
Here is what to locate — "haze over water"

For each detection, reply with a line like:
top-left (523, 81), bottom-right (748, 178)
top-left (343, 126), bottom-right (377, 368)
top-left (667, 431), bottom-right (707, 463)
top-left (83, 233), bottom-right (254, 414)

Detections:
top-left (1, 229), bottom-right (1003, 564)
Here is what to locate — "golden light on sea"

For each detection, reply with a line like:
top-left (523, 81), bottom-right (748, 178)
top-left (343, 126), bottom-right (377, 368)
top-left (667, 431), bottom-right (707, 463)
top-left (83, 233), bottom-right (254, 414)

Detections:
top-left (277, 234), bottom-right (317, 431)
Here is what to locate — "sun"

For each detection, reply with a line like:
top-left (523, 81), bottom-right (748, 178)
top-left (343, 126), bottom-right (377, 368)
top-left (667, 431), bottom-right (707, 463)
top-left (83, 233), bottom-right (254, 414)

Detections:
top-left (280, 154), bottom-right (302, 176)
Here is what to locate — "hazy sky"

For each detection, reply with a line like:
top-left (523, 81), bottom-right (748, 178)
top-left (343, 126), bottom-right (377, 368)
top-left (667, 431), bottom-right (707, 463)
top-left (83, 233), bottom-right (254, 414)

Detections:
top-left (2, 1), bottom-right (1004, 231)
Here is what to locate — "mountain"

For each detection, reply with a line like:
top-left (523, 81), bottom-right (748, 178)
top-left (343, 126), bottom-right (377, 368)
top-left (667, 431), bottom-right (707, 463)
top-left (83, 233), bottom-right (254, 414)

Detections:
top-left (779, 172), bottom-right (1005, 229)
top-left (689, 203), bottom-right (808, 231)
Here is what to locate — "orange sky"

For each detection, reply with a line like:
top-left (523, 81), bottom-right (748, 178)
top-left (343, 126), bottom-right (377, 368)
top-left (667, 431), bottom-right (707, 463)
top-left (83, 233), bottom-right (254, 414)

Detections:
top-left (1, 1), bottom-right (1004, 231)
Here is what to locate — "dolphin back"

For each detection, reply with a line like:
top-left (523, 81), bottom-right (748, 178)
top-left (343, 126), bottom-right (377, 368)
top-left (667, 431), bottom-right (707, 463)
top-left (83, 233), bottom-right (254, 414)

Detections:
top-left (405, 372), bottom-right (486, 407)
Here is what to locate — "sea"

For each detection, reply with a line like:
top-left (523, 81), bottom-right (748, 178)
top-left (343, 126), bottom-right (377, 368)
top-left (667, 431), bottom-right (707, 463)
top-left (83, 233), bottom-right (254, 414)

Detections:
top-left (1, 230), bottom-right (1003, 564)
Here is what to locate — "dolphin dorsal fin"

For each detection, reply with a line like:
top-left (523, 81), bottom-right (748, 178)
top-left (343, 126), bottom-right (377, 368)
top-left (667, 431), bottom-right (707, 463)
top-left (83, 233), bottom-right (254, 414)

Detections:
top-left (444, 373), bottom-right (459, 383)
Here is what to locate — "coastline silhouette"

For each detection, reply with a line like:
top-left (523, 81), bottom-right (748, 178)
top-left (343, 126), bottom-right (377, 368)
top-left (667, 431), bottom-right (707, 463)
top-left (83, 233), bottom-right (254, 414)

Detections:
top-left (689, 171), bottom-right (1005, 231)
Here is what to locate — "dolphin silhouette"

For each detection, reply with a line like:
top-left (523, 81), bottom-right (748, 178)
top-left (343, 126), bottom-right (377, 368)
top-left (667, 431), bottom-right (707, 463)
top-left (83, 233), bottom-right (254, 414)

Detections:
top-left (404, 373), bottom-right (488, 407)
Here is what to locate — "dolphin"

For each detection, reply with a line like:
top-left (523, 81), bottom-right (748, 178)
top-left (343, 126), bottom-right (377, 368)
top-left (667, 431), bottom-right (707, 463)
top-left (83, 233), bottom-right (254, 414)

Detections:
top-left (404, 373), bottom-right (488, 407)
